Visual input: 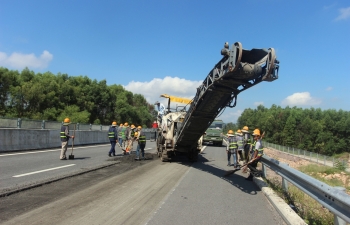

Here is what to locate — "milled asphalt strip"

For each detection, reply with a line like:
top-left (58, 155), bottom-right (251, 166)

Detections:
top-left (13, 164), bottom-right (76, 178)
top-left (0, 144), bottom-right (110, 157)
top-left (0, 161), bottom-right (120, 198)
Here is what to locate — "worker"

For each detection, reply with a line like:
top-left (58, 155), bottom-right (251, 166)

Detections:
top-left (242, 126), bottom-right (252, 163)
top-left (118, 123), bottom-right (124, 149)
top-left (226, 130), bottom-right (238, 167)
top-left (245, 129), bottom-right (264, 181)
top-left (154, 101), bottom-right (166, 126)
top-left (135, 126), bottom-right (146, 160)
top-left (236, 129), bottom-right (244, 162)
top-left (129, 124), bottom-right (136, 153)
top-left (60, 118), bottom-right (74, 160)
top-left (108, 121), bottom-right (118, 157)
top-left (123, 122), bottom-right (131, 154)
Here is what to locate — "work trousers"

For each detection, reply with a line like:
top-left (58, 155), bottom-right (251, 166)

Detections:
top-left (136, 143), bottom-right (146, 159)
top-left (244, 144), bottom-right (251, 163)
top-left (109, 141), bottom-right (116, 156)
top-left (118, 137), bottom-right (123, 148)
top-left (60, 141), bottom-right (68, 159)
top-left (227, 149), bottom-right (238, 166)
top-left (238, 149), bottom-right (244, 161)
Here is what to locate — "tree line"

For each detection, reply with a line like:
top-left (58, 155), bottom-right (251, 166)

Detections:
top-left (237, 104), bottom-right (350, 156)
top-left (0, 67), bottom-right (156, 127)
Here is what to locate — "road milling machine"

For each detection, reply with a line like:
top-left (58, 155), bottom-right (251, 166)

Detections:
top-left (156, 42), bottom-right (279, 162)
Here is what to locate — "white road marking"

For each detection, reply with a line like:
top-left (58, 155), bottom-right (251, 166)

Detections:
top-left (0, 144), bottom-right (110, 157)
top-left (13, 164), bottom-right (76, 177)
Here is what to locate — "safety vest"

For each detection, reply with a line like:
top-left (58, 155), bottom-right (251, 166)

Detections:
top-left (130, 129), bottom-right (135, 137)
top-left (138, 130), bottom-right (146, 144)
top-left (121, 127), bottom-right (126, 139)
top-left (237, 136), bottom-right (243, 149)
top-left (255, 140), bottom-right (264, 157)
top-left (244, 133), bottom-right (252, 145)
top-left (108, 127), bottom-right (117, 141)
top-left (118, 127), bottom-right (123, 138)
top-left (60, 125), bottom-right (69, 142)
top-left (228, 136), bottom-right (238, 150)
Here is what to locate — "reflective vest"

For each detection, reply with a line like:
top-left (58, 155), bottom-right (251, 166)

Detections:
top-left (130, 129), bottom-right (135, 138)
top-left (108, 127), bottom-right (117, 141)
top-left (255, 140), bottom-right (264, 157)
top-left (228, 136), bottom-right (238, 150)
top-left (118, 126), bottom-right (123, 138)
top-left (244, 133), bottom-right (252, 145)
top-left (138, 130), bottom-right (146, 144)
top-left (60, 125), bottom-right (69, 142)
top-left (237, 135), bottom-right (244, 150)
top-left (121, 127), bottom-right (126, 139)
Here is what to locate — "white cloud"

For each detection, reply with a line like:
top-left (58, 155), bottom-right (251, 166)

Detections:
top-left (335, 7), bottom-right (350, 21)
top-left (254, 101), bottom-right (264, 106)
top-left (124, 76), bottom-right (202, 106)
top-left (281, 92), bottom-right (322, 106)
top-left (326, 87), bottom-right (333, 91)
top-left (0, 50), bottom-right (53, 69)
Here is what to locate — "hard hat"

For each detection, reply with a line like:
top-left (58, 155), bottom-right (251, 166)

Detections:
top-left (242, 126), bottom-right (248, 131)
top-left (134, 132), bottom-right (138, 137)
top-left (252, 129), bottom-right (261, 136)
top-left (131, 124), bottom-right (135, 129)
top-left (138, 126), bottom-right (142, 129)
top-left (227, 130), bottom-right (234, 134)
top-left (63, 118), bottom-right (70, 123)
top-left (154, 101), bottom-right (160, 105)
top-left (112, 121), bottom-right (117, 126)
top-left (237, 129), bottom-right (242, 133)
top-left (124, 122), bottom-right (128, 126)
top-left (120, 123), bottom-right (123, 126)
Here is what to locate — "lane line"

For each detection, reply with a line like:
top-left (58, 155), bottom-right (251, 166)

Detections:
top-left (13, 164), bottom-right (76, 177)
top-left (0, 144), bottom-right (110, 157)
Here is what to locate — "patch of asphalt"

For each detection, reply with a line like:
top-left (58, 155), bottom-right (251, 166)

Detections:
top-left (0, 153), bottom-right (157, 223)
top-left (0, 153), bottom-right (155, 198)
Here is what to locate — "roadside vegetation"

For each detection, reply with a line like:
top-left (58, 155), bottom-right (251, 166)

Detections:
top-left (264, 149), bottom-right (350, 225)
top-left (0, 67), bottom-right (156, 126)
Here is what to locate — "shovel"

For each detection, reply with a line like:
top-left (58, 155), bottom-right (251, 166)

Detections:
top-left (69, 124), bottom-right (76, 160)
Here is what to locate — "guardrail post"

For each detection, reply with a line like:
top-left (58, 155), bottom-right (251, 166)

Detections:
top-left (77, 123), bottom-right (80, 130)
top-left (334, 187), bottom-right (347, 225)
top-left (282, 177), bottom-right (288, 192)
top-left (17, 118), bottom-right (22, 128)
top-left (261, 164), bottom-right (267, 178)
top-left (41, 120), bottom-right (45, 129)
top-left (89, 124), bottom-right (92, 131)
top-left (100, 125), bottom-right (102, 131)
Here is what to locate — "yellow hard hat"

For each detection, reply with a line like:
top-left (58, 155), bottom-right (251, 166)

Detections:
top-left (227, 130), bottom-right (234, 134)
top-left (237, 129), bottom-right (242, 133)
top-left (252, 129), bottom-right (261, 136)
top-left (134, 132), bottom-right (138, 137)
top-left (138, 126), bottom-right (142, 129)
top-left (124, 122), bottom-right (128, 126)
top-left (131, 124), bottom-right (135, 129)
top-left (112, 121), bottom-right (117, 126)
top-left (120, 123), bottom-right (123, 126)
top-left (242, 126), bottom-right (248, 131)
top-left (64, 118), bottom-right (70, 123)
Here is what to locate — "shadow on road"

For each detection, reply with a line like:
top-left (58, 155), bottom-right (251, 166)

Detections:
top-left (180, 154), bottom-right (259, 195)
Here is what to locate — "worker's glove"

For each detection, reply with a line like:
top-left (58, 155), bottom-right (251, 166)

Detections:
top-left (71, 136), bottom-right (75, 139)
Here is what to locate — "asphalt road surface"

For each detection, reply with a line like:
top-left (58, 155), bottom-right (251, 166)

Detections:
top-left (0, 143), bottom-right (285, 225)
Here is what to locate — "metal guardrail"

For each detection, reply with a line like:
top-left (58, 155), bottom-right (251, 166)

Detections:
top-left (261, 155), bottom-right (350, 224)
top-left (222, 136), bottom-right (350, 223)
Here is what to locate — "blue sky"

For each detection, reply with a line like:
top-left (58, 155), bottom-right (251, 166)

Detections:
top-left (1, 0), bottom-right (349, 123)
